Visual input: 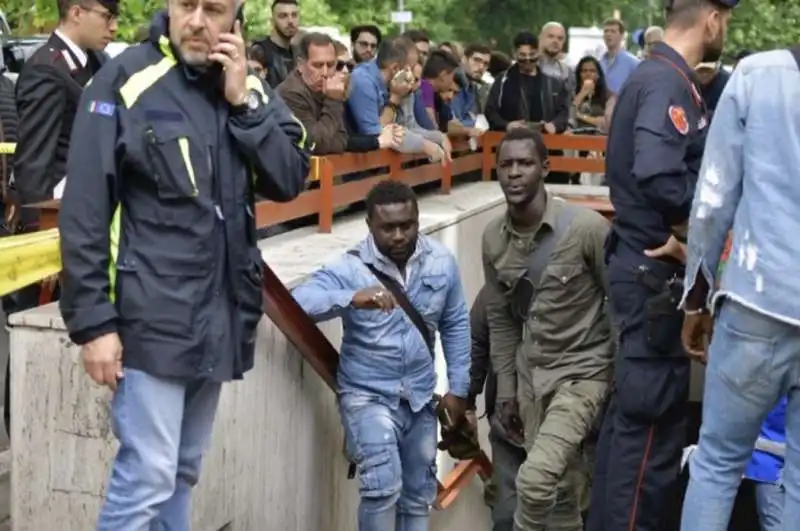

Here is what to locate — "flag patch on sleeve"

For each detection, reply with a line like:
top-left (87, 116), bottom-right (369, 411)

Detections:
top-left (88, 100), bottom-right (116, 117)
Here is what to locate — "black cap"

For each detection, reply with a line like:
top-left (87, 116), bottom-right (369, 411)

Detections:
top-left (97, 0), bottom-right (120, 16)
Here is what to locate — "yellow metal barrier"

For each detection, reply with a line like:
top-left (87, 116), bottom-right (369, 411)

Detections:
top-left (2, 142), bottom-right (61, 296)
top-left (0, 229), bottom-right (61, 297)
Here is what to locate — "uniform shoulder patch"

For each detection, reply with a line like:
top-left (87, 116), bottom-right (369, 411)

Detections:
top-left (88, 100), bottom-right (116, 117)
top-left (668, 105), bottom-right (689, 135)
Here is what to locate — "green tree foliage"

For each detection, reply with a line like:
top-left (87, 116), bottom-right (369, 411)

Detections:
top-left (2, 0), bottom-right (799, 54)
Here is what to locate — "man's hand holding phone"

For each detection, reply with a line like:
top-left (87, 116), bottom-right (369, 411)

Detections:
top-left (389, 68), bottom-right (414, 103)
top-left (209, 19), bottom-right (249, 107)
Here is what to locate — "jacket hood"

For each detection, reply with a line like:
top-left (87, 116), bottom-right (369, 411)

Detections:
top-left (148, 10), bottom-right (170, 47)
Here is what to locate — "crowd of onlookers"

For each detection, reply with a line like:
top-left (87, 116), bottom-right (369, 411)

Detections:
top-left (243, 1), bottom-right (642, 183)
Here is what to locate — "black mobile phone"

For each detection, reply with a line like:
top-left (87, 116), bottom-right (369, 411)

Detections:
top-left (210, 6), bottom-right (246, 82)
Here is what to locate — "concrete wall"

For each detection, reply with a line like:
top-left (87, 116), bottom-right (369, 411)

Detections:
top-left (8, 181), bottom-right (516, 531)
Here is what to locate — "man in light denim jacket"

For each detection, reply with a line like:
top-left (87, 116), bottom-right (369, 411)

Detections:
top-left (292, 180), bottom-right (471, 531)
top-left (678, 48), bottom-right (800, 531)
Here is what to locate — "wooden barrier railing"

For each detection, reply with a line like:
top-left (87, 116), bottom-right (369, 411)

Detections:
top-left (3, 131), bottom-right (610, 509)
top-left (20, 132), bottom-right (608, 233)
top-left (254, 131), bottom-right (608, 232)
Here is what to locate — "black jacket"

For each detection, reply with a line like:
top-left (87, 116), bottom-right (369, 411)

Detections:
top-left (467, 286), bottom-right (497, 418)
top-left (485, 64), bottom-right (569, 132)
top-left (251, 37), bottom-right (298, 89)
top-left (14, 33), bottom-right (107, 203)
top-left (58, 12), bottom-right (311, 381)
top-left (0, 75), bottom-right (16, 196)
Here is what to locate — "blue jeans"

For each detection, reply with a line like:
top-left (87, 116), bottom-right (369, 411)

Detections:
top-left (754, 481), bottom-right (784, 531)
top-left (339, 393), bottom-right (438, 531)
top-left (97, 368), bottom-right (222, 531)
top-left (681, 299), bottom-right (800, 531)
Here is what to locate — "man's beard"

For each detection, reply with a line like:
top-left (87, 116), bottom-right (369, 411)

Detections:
top-left (275, 25), bottom-right (296, 42)
top-left (701, 33), bottom-right (725, 63)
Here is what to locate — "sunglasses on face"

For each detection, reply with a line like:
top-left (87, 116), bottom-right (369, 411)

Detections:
top-left (337, 60), bottom-right (354, 72)
top-left (357, 41), bottom-right (377, 49)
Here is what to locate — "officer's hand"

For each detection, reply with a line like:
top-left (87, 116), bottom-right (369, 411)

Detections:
top-left (682, 311), bottom-right (713, 364)
top-left (210, 20), bottom-right (249, 107)
top-left (497, 399), bottom-right (525, 446)
top-left (81, 332), bottom-right (124, 391)
top-left (644, 235), bottom-right (686, 263)
top-left (543, 122), bottom-right (556, 134)
top-left (351, 286), bottom-right (397, 312)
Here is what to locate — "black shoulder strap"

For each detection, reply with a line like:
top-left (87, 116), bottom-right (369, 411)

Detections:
top-left (347, 250), bottom-right (435, 356)
top-left (526, 202), bottom-right (579, 288)
top-left (790, 47), bottom-right (800, 71)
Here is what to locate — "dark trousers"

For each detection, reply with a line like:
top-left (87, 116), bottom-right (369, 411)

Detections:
top-left (586, 251), bottom-right (690, 531)
top-left (490, 431), bottom-right (527, 531)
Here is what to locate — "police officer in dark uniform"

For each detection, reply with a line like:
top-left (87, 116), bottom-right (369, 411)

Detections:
top-left (14, 0), bottom-right (117, 205)
top-left (585, 1), bottom-right (737, 530)
top-left (7, 0), bottom-right (117, 440)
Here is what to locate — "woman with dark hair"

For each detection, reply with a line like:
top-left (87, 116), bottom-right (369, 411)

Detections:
top-left (572, 55), bottom-right (611, 129)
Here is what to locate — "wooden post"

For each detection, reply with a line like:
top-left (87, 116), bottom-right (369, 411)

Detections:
top-left (317, 158), bottom-right (334, 233)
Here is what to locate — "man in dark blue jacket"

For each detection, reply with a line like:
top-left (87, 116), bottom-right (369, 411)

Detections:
top-left (58, 3), bottom-right (310, 528)
top-left (586, 1), bottom-right (737, 530)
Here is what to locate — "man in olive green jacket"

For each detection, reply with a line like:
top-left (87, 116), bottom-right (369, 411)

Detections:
top-left (482, 127), bottom-right (613, 531)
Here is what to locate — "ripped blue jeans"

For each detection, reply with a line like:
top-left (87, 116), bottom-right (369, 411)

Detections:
top-left (339, 393), bottom-right (438, 531)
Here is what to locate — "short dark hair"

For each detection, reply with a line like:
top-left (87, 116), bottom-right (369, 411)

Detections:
top-left (403, 29), bottom-right (430, 44)
top-left (513, 31), bottom-right (538, 50)
top-left (272, 0), bottom-right (298, 10)
top-left (496, 127), bottom-right (548, 165)
top-left (59, 0), bottom-right (116, 20)
top-left (376, 36), bottom-right (414, 70)
top-left (365, 181), bottom-right (418, 218)
top-left (603, 17), bottom-right (626, 33)
top-left (421, 50), bottom-right (460, 79)
top-left (297, 32), bottom-right (335, 59)
top-left (464, 44), bottom-right (492, 58)
top-left (665, 0), bottom-right (731, 28)
top-left (350, 25), bottom-right (382, 45)
top-left (488, 51), bottom-right (512, 77)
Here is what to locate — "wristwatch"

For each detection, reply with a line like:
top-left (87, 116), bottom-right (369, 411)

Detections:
top-left (231, 89), bottom-right (261, 115)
